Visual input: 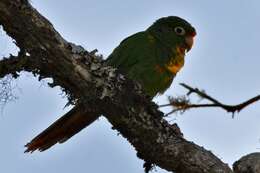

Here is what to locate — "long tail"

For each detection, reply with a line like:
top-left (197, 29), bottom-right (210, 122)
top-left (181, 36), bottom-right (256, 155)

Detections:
top-left (25, 106), bottom-right (100, 153)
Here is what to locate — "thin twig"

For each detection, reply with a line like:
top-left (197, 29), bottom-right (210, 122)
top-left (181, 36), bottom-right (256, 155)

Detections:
top-left (180, 83), bottom-right (224, 105)
top-left (160, 83), bottom-right (260, 116)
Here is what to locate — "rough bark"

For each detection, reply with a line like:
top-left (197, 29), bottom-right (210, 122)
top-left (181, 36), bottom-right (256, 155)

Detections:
top-left (0, 0), bottom-right (258, 172)
top-left (233, 153), bottom-right (260, 173)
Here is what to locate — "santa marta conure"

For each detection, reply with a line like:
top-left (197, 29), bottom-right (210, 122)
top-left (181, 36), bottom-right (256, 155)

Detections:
top-left (25, 16), bottom-right (196, 152)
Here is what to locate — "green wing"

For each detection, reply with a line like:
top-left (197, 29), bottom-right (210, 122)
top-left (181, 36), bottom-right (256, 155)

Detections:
top-left (106, 32), bottom-right (174, 97)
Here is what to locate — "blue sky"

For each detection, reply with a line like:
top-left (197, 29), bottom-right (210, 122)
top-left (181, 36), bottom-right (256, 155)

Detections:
top-left (1, 0), bottom-right (260, 172)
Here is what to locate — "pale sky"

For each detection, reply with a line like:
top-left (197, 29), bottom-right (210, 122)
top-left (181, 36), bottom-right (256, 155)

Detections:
top-left (1, 0), bottom-right (260, 173)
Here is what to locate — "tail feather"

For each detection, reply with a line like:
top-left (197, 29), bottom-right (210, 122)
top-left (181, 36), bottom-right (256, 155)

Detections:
top-left (25, 106), bottom-right (100, 153)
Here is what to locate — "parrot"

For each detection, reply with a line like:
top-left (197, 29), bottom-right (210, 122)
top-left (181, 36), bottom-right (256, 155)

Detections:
top-left (25, 16), bottom-right (196, 152)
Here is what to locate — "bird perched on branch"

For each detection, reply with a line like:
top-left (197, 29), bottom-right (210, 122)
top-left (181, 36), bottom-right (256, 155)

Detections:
top-left (25, 16), bottom-right (196, 152)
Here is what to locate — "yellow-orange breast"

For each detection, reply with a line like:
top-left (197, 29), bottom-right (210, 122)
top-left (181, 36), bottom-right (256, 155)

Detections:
top-left (166, 46), bottom-right (185, 74)
top-left (166, 62), bottom-right (183, 74)
top-left (166, 57), bottom-right (184, 74)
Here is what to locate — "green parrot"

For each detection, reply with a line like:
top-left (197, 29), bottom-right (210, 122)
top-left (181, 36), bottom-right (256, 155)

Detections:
top-left (25, 16), bottom-right (196, 152)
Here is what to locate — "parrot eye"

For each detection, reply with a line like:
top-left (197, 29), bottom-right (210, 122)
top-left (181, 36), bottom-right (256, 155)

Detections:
top-left (174, 27), bottom-right (186, 35)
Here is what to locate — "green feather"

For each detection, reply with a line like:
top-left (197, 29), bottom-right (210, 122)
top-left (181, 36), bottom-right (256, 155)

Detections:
top-left (106, 16), bottom-right (196, 97)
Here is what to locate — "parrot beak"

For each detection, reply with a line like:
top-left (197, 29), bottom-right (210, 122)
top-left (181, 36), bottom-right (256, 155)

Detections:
top-left (185, 31), bottom-right (196, 52)
top-left (185, 36), bottom-right (194, 52)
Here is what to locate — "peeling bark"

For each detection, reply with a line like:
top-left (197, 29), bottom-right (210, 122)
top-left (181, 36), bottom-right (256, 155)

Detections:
top-left (0, 0), bottom-right (258, 172)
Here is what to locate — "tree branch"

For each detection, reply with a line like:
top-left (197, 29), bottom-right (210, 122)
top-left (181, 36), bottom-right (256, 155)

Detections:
top-left (233, 153), bottom-right (260, 173)
top-left (161, 83), bottom-right (260, 116)
top-left (0, 53), bottom-right (35, 78)
top-left (0, 0), bottom-right (258, 172)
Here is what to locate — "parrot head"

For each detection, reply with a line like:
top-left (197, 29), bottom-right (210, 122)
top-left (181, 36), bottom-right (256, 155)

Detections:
top-left (147, 16), bottom-right (196, 55)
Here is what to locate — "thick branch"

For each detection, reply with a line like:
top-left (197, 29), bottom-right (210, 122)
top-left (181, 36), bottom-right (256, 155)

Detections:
top-left (0, 0), bottom-right (257, 172)
top-left (233, 153), bottom-right (260, 173)
top-left (0, 53), bottom-right (36, 78)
